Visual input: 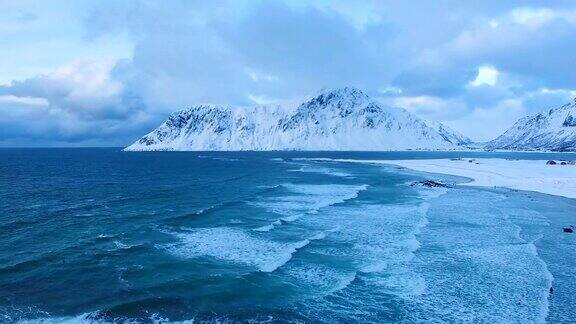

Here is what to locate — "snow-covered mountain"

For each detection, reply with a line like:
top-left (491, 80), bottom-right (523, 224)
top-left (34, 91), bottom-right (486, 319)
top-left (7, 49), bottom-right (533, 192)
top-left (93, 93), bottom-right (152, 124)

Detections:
top-left (125, 87), bottom-right (469, 151)
top-left (424, 120), bottom-right (472, 146)
top-left (486, 98), bottom-right (576, 152)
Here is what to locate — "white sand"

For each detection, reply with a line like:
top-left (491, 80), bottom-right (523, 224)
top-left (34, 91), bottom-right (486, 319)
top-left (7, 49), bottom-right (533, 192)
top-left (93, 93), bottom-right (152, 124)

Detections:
top-left (323, 158), bottom-right (576, 199)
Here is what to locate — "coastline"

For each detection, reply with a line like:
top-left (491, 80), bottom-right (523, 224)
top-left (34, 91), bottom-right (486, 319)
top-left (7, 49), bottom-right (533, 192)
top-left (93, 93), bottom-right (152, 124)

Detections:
top-left (310, 158), bottom-right (576, 199)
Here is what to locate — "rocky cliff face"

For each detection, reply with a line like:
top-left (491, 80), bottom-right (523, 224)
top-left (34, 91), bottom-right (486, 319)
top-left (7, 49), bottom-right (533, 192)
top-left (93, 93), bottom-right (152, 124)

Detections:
top-left (125, 87), bottom-right (469, 151)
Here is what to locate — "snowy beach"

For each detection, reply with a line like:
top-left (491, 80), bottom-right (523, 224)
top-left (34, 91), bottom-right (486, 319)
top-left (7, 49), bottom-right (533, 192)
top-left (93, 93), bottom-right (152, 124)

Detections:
top-left (332, 158), bottom-right (576, 199)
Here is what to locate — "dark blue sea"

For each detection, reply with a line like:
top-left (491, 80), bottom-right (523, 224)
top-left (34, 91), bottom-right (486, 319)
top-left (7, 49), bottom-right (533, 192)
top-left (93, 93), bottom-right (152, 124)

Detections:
top-left (1, 149), bottom-right (575, 323)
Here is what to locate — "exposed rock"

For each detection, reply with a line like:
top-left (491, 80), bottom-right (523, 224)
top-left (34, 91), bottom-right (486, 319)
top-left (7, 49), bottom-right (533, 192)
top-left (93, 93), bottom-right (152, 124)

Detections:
top-left (411, 180), bottom-right (450, 188)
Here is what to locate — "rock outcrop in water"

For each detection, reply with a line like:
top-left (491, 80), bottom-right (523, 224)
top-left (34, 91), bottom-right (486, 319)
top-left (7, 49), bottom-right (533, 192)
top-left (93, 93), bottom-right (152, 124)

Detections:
top-left (125, 87), bottom-right (471, 151)
top-left (410, 180), bottom-right (451, 188)
top-left (486, 98), bottom-right (576, 152)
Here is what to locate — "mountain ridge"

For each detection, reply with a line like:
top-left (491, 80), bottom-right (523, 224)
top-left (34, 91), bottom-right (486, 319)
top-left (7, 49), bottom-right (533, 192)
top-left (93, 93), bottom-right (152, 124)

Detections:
top-left (486, 98), bottom-right (576, 152)
top-left (125, 87), bottom-right (471, 151)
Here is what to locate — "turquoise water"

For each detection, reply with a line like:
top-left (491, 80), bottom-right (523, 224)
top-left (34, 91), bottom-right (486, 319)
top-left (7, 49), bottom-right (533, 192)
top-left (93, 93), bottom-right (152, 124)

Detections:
top-left (1, 149), bottom-right (575, 323)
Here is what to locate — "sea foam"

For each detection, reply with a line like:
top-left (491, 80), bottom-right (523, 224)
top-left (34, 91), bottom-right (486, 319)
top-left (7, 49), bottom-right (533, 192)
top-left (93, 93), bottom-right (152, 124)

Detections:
top-left (251, 183), bottom-right (368, 231)
top-left (402, 189), bottom-right (554, 323)
top-left (288, 164), bottom-right (353, 178)
top-left (163, 227), bottom-right (326, 272)
top-left (295, 202), bottom-right (432, 298)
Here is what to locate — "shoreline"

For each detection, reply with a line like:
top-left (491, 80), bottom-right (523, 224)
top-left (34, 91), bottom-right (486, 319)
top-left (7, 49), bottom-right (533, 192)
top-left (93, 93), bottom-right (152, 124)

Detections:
top-left (310, 158), bottom-right (576, 199)
top-left (382, 158), bottom-right (576, 199)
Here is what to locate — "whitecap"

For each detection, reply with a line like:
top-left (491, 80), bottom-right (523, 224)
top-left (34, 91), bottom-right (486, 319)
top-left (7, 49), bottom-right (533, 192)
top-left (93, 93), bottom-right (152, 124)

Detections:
top-left (162, 227), bottom-right (320, 272)
top-left (297, 202), bottom-right (431, 298)
top-left (280, 215), bottom-right (301, 222)
top-left (288, 165), bottom-right (353, 178)
top-left (251, 183), bottom-right (368, 231)
top-left (283, 263), bottom-right (358, 296)
top-left (113, 240), bottom-right (138, 250)
top-left (96, 234), bottom-right (115, 239)
top-left (272, 183), bottom-right (367, 215)
top-left (254, 220), bottom-right (281, 232)
top-left (401, 189), bottom-right (555, 323)
top-left (18, 311), bottom-right (103, 324)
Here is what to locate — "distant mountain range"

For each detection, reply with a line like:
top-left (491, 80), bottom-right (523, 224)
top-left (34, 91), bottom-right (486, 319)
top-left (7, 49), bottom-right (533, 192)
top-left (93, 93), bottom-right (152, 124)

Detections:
top-left (486, 99), bottom-right (576, 152)
top-left (125, 87), bottom-right (576, 152)
top-left (125, 87), bottom-right (471, 151)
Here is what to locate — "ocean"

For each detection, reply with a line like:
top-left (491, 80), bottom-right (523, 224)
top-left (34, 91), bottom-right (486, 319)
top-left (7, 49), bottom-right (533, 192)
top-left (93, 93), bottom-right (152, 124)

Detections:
top-left (1, 149), bottom-right (575, 323)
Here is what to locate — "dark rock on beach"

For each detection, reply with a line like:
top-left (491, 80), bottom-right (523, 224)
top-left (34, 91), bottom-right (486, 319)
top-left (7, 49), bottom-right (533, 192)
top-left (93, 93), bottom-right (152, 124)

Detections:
top-left (411, 180), bottom-right (450, 188)
top-left (547, 160), bottom-right (575, 165)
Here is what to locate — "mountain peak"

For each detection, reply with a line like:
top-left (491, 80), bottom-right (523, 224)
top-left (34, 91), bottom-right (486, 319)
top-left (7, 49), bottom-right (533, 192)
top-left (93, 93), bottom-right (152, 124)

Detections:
top-left (314, 86), bottom-right (368, 101)
top-left (125, 87), bottom-right (467, 151)
top-left (299, 87), bottom-right (371, 114)
top-left (486, 98), bottom-right (576, 151)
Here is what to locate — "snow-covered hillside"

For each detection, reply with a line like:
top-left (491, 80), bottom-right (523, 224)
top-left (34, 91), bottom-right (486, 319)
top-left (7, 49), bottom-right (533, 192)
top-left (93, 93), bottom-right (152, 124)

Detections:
top-left (125, 87), bottom-right (469, 151)
top-left (424, 120), bottom-right (472, 146)
top-left (486, 99), bottom-right (576, 151)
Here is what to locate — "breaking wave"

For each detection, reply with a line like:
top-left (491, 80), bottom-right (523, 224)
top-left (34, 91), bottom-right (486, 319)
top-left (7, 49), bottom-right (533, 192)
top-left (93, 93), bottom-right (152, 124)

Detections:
top-left (251, 183), bottom-right (368, 231)
top-left (161, 227), bottom-right (329, 272)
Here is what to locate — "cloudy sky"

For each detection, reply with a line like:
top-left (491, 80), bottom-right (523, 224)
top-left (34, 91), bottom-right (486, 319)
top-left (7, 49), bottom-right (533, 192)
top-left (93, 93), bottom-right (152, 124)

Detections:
top-left (1, 0), bottom-right (575, 146)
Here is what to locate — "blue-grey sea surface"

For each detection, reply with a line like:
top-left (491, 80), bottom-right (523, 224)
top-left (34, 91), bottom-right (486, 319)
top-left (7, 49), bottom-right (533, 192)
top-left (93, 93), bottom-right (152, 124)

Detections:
top-left (1, 149), bottom-right (574, 323)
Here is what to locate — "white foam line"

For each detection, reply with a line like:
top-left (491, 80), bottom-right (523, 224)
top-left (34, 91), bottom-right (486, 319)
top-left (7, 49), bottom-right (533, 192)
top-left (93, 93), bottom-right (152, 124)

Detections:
top-left (19, 311), bottom-right (102, 324)
top-left (254, 220), bottom-right (282, 232)
top-left (280, 215), bottom-right (301, 222)
top-left (163, 227), bottom-right (330, 273)
top-left (252, 184), bottom-right (368, 232)
top-left (261, 239), bottom-right (311, 272)
top-left (327, 272), bottom-right (358, 295)
top-left (260, 231), bottom-right (329, 272)
top-left (288, 166), bottom-right (353, 178)
top-left (493, 205), bottom-right (554, 323)
top-left (530, 242), bottom-right (554, 324)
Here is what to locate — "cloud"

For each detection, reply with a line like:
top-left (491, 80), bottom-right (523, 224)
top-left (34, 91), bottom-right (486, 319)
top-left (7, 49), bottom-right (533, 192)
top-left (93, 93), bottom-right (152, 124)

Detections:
top-left (0, 95), bottom-right (48, 106)
top-left (0, 59), bottom-right (157, 146)
top-left (469, 65), bottom-right (499, 87)
top-left (447, 98), bottom-right (527, 142)
top-left (510, 7), bottom-right (576, 28)
top-left (1, 60), bottom-right (129, 120)
top-left (445, 86), bottom-right (576, 141)
top-left (447, 7), bottom-right (576, 89)
top-left (383, 96), bottom-right (457, 118)
top-left (83, 0), bottom-right (399, 108)
top-left (2, 1), bottom-right (576, 146)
